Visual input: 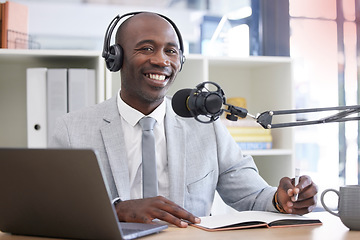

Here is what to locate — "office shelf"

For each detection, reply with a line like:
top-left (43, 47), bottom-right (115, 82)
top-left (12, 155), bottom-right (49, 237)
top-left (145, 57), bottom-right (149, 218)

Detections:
top-left (0, 50), bottom-right (294, 186)
top-left (0, 49), bottom-right (105, 148)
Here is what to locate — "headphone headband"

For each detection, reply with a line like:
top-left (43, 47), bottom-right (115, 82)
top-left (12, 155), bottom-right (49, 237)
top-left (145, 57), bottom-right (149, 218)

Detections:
top-left (102, 11), bottom-right (185, 72)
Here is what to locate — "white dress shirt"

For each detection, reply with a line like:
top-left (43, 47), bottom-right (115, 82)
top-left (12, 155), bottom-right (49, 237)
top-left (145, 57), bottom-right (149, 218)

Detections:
top-left (116, 90), bottom-right (169, 199)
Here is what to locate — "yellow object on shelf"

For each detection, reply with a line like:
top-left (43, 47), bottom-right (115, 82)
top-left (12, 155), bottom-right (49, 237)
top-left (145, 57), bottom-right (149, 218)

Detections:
top-left (221, 97), bottom-right (273, 150)
top-left (226, 97), bottom-right (247, 109)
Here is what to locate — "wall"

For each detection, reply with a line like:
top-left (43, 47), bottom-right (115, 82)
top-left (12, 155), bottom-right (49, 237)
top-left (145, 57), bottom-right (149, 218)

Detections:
top-left (17, 1), bottom-right (205, 51)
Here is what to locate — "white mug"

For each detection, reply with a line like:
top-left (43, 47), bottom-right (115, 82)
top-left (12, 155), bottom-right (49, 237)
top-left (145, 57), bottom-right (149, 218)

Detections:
top-left (321, 185), bottom-right (360, 230)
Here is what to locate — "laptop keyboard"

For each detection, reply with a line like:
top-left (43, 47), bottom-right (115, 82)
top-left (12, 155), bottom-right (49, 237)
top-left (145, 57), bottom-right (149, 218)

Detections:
top-left (121, 228), bottom-right (144, 235)
top-left (119, 221), bottom-right (168, 239)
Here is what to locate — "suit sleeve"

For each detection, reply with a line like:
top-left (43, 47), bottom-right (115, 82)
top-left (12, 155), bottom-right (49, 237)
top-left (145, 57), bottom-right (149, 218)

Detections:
top-left (213, 120), bottom-right (278, 212)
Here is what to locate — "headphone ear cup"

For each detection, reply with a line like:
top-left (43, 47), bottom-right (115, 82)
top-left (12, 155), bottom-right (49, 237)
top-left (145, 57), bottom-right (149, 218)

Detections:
top-left (179, 53), bottom-right (185, 72)
top-left (106, 44), bottom-right (123, 72)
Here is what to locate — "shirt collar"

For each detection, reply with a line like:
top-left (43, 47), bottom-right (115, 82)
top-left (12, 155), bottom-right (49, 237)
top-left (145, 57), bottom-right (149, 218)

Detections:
top-left (117, 89), bottom-right (166, 126)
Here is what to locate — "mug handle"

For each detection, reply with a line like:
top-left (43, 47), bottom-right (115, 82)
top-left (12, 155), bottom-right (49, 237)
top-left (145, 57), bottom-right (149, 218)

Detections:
top-left (320, 189), bottom-right (340, 217)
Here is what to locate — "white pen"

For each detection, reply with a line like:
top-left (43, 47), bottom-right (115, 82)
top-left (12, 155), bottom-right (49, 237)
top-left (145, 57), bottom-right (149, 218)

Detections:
top-left (294, 168), bottom-right (300, 201)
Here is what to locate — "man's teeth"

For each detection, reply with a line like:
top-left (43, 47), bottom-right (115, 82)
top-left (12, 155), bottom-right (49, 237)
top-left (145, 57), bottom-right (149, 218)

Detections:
top-left (147, 73), bottom-right (166, 81)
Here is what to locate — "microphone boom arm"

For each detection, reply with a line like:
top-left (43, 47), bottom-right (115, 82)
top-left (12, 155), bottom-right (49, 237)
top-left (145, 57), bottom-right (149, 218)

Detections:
top-left (255, 105), bottom-right (360, 129)
top-left (225, 104), bottom-right (360, 129)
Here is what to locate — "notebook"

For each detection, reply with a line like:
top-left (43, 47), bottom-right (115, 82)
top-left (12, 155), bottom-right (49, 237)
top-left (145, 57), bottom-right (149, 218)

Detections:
top-left (0, 148), bottom-right (167, 240)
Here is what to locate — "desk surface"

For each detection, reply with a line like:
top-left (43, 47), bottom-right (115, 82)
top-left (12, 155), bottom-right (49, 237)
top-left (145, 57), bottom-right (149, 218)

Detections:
top-left (0, 212), bottom-right (359, 240)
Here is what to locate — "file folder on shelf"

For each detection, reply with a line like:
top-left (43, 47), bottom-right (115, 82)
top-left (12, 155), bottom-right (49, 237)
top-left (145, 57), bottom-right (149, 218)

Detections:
top-left (68, 68), bottom-right (96, 112)
top-left (26, 68), bottom-right (96, 147)
top-left (46, 69), bottom-right (67, 145)
top-left (26, 68), bottom-right (47, 148)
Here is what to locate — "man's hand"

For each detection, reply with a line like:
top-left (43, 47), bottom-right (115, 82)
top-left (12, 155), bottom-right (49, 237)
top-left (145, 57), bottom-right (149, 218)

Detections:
top-left (276, 175), bottom-right (318, 215)
top-left (114, 196), bottom-right (201, 228)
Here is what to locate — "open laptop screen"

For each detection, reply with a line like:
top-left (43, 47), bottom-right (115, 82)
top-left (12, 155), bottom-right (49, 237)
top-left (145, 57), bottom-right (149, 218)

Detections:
top-left (0, 148), bottom-right (167, 240)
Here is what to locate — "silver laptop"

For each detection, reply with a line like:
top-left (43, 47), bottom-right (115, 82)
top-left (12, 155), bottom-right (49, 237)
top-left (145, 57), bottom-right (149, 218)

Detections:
top-left (0, 148), bottom-right (167, 240)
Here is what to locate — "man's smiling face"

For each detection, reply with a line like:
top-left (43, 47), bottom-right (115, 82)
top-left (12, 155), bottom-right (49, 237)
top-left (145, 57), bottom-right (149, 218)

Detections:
top-left (117, 13), bottom-right (182, 114)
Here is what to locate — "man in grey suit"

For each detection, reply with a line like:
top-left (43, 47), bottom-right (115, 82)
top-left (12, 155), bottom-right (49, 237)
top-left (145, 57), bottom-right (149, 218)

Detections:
top-left (50, 12), bottom-right (318, 228)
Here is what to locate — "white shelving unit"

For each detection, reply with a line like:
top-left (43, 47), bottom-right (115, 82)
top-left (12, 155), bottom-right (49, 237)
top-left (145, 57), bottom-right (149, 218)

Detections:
top-left (0, 49), bottom-right (105, 148)
top-left (0, 50), bottom-right (294, 187)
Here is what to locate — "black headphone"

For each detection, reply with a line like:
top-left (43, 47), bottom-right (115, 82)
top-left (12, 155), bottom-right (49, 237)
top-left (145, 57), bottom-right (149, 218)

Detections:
top-left (102, 11), bottom-right (185, 72)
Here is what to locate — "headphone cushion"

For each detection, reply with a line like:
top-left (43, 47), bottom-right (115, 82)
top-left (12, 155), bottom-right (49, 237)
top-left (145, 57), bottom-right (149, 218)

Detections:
top-left (106, 44), bottom-right (124, 72)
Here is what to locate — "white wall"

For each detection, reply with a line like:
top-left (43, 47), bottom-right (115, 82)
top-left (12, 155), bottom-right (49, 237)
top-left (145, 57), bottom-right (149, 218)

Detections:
top-left (17, 1), bottom-right (205, 51)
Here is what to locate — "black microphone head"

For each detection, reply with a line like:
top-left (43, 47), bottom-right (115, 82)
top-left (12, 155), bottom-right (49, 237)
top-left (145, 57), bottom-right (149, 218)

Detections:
top-left (171, 88), bottom-right (193, 117)
top-left (204, 93), bottom-right (223, 114)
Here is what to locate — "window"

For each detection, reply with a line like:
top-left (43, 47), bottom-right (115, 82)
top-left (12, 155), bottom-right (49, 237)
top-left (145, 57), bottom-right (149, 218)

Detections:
top-left (290, 0), bottom-right (359, 207)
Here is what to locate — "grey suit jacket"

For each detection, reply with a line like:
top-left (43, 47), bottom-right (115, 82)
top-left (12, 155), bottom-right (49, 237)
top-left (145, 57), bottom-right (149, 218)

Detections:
top-left (50, 96), bottom-right (277, 216)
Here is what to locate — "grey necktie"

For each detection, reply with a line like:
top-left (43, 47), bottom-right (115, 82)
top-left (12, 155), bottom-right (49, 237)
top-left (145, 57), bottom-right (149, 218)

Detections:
top-left (139, 117), bottom-right (158, 198)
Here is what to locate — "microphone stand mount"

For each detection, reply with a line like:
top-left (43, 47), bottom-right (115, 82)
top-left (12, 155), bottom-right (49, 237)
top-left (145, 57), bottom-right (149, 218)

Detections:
top-left (224, 104), bottom-right (360, 129)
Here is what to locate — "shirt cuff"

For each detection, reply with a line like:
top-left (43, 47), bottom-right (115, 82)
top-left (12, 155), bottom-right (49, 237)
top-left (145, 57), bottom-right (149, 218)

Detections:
top-left (112, 197), bottom-right (122, 206)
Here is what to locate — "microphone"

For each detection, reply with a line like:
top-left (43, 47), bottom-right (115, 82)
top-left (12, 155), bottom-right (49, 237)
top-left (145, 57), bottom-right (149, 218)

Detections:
top-left (171, 82), bottom-right (225, 123)
top-left (171, 88), bottom-right (193, 118)
top-left (172, 81), bottom-right (360, 128)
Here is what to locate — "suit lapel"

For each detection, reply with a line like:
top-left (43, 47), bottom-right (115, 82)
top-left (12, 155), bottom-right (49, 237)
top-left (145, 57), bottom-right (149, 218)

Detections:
top-left (100, 97), bottom-right (131, 200)
top-left (165, 98), bottom-right (187, 207)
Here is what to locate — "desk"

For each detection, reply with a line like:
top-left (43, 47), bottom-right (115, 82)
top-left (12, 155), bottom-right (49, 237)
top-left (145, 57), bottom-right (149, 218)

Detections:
top-left (0, 212), bottom-right (359, 240)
